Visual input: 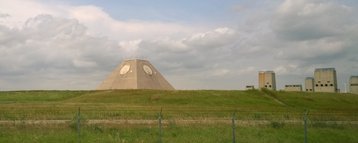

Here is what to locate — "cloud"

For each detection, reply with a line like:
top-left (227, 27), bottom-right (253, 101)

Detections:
top-left (183, 27), bottom-right (236, 48)
top-left (273, 0), bottom-right (354, 41)
top-left (271, 0), bottom-right (358, 67)
top-left (0, 0), bottom-right (357, 90)
top-left (0, 1), bottom-right (206, 40)
top-left (134, 27), bottom-right (238, 71)
top-left (0, 15), bottom-right (121, 90)
top-left (0, 14), bottom-right (239, 89)
top-left (67, 5), bottom-right (205, 41)
top-left (0, 0), bottom-right (67, 28)
top-left (0, 13), bottom-right (10, 18)
top-left (267, 0), bottom-right (358, 90)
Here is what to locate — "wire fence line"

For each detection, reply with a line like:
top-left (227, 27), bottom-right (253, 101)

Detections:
top-left (0, 109), bottom-right (357, 121)
top-left (1, 108), bottom-right (358, 143)
top-left (1, 119), bottom-right (358, 126)
top-left (0, 107), bottom-right (357, 125)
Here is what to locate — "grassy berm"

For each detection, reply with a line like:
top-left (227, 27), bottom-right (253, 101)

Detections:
top-left (0, 89), bottom-right (357, 142)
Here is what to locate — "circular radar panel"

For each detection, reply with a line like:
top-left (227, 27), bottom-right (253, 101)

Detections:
top-left (143, 65), bottom-right (153, 75)
top-left (119, 64), bottom-right (130, 75)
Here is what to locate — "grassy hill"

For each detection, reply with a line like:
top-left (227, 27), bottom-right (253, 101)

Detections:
top-left (0, 90), bottom-right (357, 143)
top-left (0, 89), bottom-right (357, 120)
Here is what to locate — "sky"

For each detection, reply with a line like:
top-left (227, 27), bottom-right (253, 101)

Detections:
top-left (0, 0), bottom-right (357, 91)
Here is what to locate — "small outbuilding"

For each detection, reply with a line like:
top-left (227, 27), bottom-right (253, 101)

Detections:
top-left (284, 84), bottom-right (302, 92)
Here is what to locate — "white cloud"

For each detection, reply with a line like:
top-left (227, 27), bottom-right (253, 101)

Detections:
top-left (0, 0), bottom-right (357, 90)
top-left (67, 5), bottom-right (205, 41)
top-left (183, 27), bottom-right (236, 49)
top-left (274, 0), bottom-right (354, 41)
top-left (72, 59), bottom-right (97, 68)
top-left (271, 0), bottom-right (358, 69)
top-left (0, 1), bottom-right (207, 41)
top-left (0, 15), bottom-right (121, 89)
top-left (274, 64), bottom-right (298, 75)
top-left (0, 0), bottom-right (66, 28)
top-left (118, 39), bottom-right (142, 58)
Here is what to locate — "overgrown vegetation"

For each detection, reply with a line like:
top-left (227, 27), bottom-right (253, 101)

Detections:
top-left (1, 123), bottom-right (357, 143)
top-left (0, 90), bottom-right (357, 120)
top-left (0, 90), bottom-right (357, 142)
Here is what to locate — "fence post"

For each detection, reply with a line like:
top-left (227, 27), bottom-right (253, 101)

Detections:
top-left (232, 112), bottom-right (236, 143)
top-left (158, 107), bottom-right (163, 143)
top-left (77, 107), bottom-right (81, 143)
top-left (304, 109), bottom-right (309, 143)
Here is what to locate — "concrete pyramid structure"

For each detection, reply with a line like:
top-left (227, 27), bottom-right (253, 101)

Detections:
top-left (97, 59), bottom-right (175, 90)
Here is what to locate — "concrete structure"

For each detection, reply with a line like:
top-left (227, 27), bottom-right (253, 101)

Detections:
top-left (350, 76), bottom-right (358, 94)
top-left (97, 59), bottom-right (175, 90)
top-left (246, 85), bottom-right (255, 90)
top-left (314, 68), bottom-right (337, 93)
top-left (305, 77), bottom-right (314, 92)
top-left (258, 71), bottom-right (276, 90)
top-left (284, 84), bottom-right (302, 92)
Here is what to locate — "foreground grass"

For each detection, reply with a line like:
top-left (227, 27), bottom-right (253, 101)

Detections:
top-left (0, 90), bottom-right (357, 142)
top-left (0, 90), bottom-right (357, 120)
top-left (0, 90), bottom-right (88, 102)
top-left (1, 123), bottom-right (357, 143)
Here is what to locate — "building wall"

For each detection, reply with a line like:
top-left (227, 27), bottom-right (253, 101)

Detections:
top-left (350, 76), bottom-right (358, 94)
top-left (305, 77), bottom-right (314, 92)
top-left (285, 85), bottom-right (302, 92)
top-left (246, 85), bottom-right (255, 90)
top-left (258, 72), bottom-right (265, 89)
top-left (97, 59), bottom-right (175, 90)
top-left (314, 68), bottom-right (337, 93)
top-left (258, 71), bottom-right (276, 90)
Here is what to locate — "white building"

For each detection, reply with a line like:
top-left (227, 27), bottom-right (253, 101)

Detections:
top-left (350, 76), bottom-right (358, 94)
top-left (258, 71), bottom-right (276, 90)
top-left (314, 68), bottom-right (337, 93)
top-left (285, 84), bottom-right (302, 92)
top-left (305, 77), bottom-right (314, 92)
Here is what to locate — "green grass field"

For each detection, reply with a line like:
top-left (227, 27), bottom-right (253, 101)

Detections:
top-left (0, 89), bottom-right (357, 142)
top-left (1, 123), bottom-right (357, 143)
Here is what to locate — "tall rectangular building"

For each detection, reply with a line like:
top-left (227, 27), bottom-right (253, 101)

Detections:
top-left (350, 76), bottom-right (358, 94)
top-left (314, 68), bottom-right (337, 93)
top-left (305, 77), bottom-right (314, 92)
top-left (259, 71), bottom-right (276, 90)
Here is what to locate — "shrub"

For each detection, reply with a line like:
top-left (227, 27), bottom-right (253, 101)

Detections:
top-left (270, 121), bottom-right (285, 129)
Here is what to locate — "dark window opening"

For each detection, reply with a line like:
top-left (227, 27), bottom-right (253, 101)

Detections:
top-left (265, 85), bottom-right (267, 87)
top-left (330, 84), bottom-right (333, 86)
top-left (325, 84), bottom-right (328, 87)
top-left (321, 84), bottom-right (323, 86)
top-left (316, 84), bottom-right (318, 86)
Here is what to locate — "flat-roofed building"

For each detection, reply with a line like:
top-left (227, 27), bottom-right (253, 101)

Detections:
top-left (258, 71), bottom-right (276, 90)
top-left (305, 77), bottom-right (314, 92)
top-left (350, 76), bottom-right (358, 94)
top-left (246, 85), bottom-right (255, 90)
top-left (284, 84), bottom-right (302, 92)
top-left (314, 68), bottom-right (337, 93)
